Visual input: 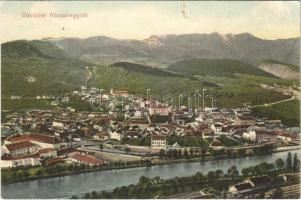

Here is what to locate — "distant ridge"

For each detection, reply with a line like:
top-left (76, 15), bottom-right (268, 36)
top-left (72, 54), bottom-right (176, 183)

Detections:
top-left (43, 32), bottom-right (300, 67)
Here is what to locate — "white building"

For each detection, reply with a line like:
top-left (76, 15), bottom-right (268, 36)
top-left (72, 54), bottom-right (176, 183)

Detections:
top-left (109, 131), bottom-right (124, 141)
top-left (151, 135), bottom-right (167, 149)
top-left (1, 153), bottom-right (41, 168)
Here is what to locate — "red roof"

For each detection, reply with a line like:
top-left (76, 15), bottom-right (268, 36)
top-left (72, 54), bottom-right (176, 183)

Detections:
top-left (38, 148), bottom-right (56, 154)
top-left (71, 153), bottom-right (104, 165)
top-left (46, 157), bottom-right (65, 166)
top-left (210, 140), bottom-right (223, 147)
top-left (151, 135), bottom-right (166, 140)
top-left (5, 141), bottom-right (37, 152)
top-left (1, 153), bottom-right (40, 160)
top-left (7, 133), bottom-right (60, 144)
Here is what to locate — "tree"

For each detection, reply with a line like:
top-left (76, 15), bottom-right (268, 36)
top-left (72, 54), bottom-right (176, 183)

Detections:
top-left (91, 191), bottom-right (98, 199)
top-left (293, 153), bottom-right (300, 171)
top-left (286, 152), bottom-right (293, 170)
top-left (238, 149), bottom-right (246, 156)
top-left (275, 158), bottom-right (285, 170)
top-left (183, 148), bottom-right (189, 160)
top-left (125, 147), bottom-right (131, 155)
top-left (99, 143), bottom-right (103, 150)
top-left (159, 149), bottom-right (165, 159)
top-left (227, 165), bottom-right (239, 178)
top-left (172, 149), bottom-right (178, 159)
top-left (207, 171), bottom-right (216, 183)
top-left (215, 169), bottom-right (224, 178)
top-left (35, 169), bottom-right (44, 177)
top-left (201, 146), bottom-right (207, 160)
top-left (242, 168), bottom-right (249, 176)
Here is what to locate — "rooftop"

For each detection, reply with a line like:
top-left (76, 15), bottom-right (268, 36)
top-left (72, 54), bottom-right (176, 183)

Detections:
top-left (5, 141), bottom-right (37, 152)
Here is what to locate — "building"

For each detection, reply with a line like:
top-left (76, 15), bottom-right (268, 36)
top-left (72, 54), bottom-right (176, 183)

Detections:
top-left (68, 153), bottom-right (104, 166)
top-left (228, 175), bottom-right (272, 198)
top-left (38, 148), bottom-right (57, 158)
top-left (255, 130), bottom-right (278, 143)
top-left (1, 153), bottom-right (41, 168)
top-left (112, 90), bottom-right (129, 98)
top-left (3, 141), bottom-right (39, 157)
top-left (235, 115), bottom-right (256, 125)
top-left (109, 130), bottom-right (124, 141)
top-left (209, 139), bottom-right (224, 150)
top-left (211, 123), bottom-right (223, 134)
top-left (244, 175), bottom-right (272, 190)
top-left (5, 133), bottom-right (66, 149)
top-left (151, 135), bottom-right (167, 149)
top-left (149, 106), bottom-right (170, 116)
top-left (228, 182), bottom-right (253, 198)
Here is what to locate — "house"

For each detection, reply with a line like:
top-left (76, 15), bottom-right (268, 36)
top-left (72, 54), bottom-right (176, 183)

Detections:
top-left (244, 175), bottom-right (272, 190)
top-left (211, 123), bottom-right (223, 134)
top-left (93, 132), bottom-right (109, 141)
top-left (3, 141), bottom-right (39, 157)
top-left (209, 139), bottom-right (224, 150)
top-left (109, 130), bottom-right (124, 141)
top-left (149, 106), bottom-right (170, 116)
top-left (68, 153), bottom-right (104, 166)
top-left (1, 153), bottom-right (41, 168)
top-left (235, 115), bottom-right (256, 126)
top-left (45, 157), bottom-right (65, 166)
top-left (228, 182), bottom-right (253, 198)
top-left (255, 130), bottom-right (278, 143)
top-left (151, 135), bottom-right (167, 149)
top-left (5, 133), bottom-right (66, 149)
top-left (228, 175), bottom-right (272, 198)
top-left (113, 90), bottom-right (129, 98)
top-left (243, 128), bottom-right (256, 141)
top-left (38, 148), bottom-right (57, 158)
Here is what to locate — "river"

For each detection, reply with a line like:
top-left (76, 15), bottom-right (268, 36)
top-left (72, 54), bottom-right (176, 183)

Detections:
top-left (2, 150), bottom-right (300, 199)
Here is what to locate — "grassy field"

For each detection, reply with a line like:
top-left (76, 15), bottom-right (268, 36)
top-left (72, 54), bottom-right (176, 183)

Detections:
top-left (252, 100), bottom-right (300, 127)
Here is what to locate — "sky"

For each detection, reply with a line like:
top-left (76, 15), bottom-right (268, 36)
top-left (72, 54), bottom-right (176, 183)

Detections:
top-left (0, 1), bottom-right (300, 42)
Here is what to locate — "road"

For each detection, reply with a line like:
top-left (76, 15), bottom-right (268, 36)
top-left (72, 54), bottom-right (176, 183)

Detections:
top-left (249, 96), bottom-right (295, 108)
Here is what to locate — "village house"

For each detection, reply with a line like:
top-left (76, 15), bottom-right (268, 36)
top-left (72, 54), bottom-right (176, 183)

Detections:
top-left (93, 132), bottom-right (110, 141)
top-left (3, 141), bottom-right (39, 157)
top-left (68, 153), bottom-right (104, 166)
top-left (109, 130), bottom-right (124, 141)
top-left (38, 148), bottom-right (57, 158)
top-left (209, 139), bottom-right (224, 150)
top-left (1, 153), bottom-right (41, 168)
top-left (211, 123), bottom-right (223, 134)
top-left (112, 90), bottom-right (129, 98)
top-left (255, 130), bottom-right (278, 143)
top-left (151, 135), bottom-right (167, 149)
top-left (228, 182), bottom-right (254, 198)
top-left (149, 106), bottom-right (170, 116)
top-left (235, 115), bottom-right (256, 126)
top-left (5, 133), bottom-right (66, 149)
top-left (228, 175), bottom-right (272, 198)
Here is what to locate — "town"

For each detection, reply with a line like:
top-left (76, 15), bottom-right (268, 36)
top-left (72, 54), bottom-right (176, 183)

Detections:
top-left (1, 86), bottom-right (300, 198)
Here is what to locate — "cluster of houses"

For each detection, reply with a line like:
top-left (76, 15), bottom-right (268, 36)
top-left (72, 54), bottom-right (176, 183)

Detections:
top-left (1, 133), bottom-right (105, 168)
top-left (2, 87), bottom-right (299, 168)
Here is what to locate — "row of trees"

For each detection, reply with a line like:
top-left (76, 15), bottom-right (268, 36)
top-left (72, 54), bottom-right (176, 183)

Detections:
top-left (77, 152), bottom-right (300, 199)
top-left (158, 143), bottom-right (276, 161)
top-left (242, 152), bottom-right (300, 177)
top-left (77, 164), bottom-right (240, 199)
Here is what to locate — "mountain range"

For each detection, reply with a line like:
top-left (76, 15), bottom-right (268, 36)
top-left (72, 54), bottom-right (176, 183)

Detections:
top-left (44, 32), bottom-right (300, 67)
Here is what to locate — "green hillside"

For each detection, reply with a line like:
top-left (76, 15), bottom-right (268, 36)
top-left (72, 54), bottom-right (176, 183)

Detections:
top-left (2, 40), bottom-right (88, 96)
top-left (112, 62), bottom-right (182, 78)
top-left (1, 40), bottom-right (297, 117)
top-left (167, 58), bottom-right (277, 78)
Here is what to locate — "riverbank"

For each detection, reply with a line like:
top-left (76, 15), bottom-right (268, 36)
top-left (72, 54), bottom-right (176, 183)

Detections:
top-left (2, 149), bottom-right (300, 199)
top-left (2, 145), bottom-right (299, 185)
